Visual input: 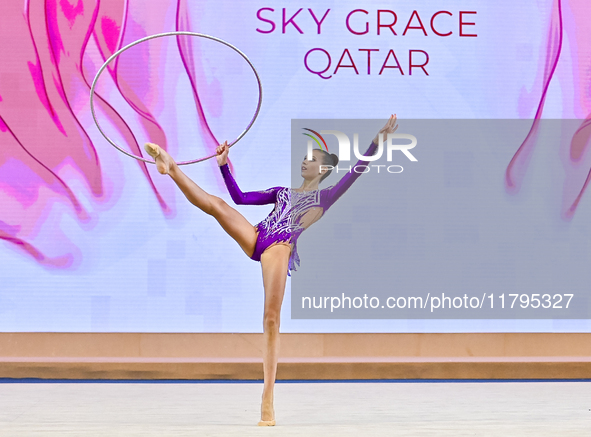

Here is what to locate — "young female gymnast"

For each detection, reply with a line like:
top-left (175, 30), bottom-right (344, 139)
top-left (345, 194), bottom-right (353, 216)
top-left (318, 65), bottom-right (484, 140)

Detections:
top-left (144, 114), bottom-right (398, 426)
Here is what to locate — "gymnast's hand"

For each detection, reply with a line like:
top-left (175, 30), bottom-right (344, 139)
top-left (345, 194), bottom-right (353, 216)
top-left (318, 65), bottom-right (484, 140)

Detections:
top-left (372, 114), bottom-right (398, 145)
top-left (216, 140), bottom-right (229, 166)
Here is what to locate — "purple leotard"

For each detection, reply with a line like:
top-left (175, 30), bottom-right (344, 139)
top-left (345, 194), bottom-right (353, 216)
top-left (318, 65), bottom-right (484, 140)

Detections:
top-left (220, 140), bottom-right (379, 275)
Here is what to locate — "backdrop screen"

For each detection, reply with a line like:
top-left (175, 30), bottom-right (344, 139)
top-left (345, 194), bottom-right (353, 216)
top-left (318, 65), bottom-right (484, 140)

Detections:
top-left (1, 0), bottom-right (590, 332)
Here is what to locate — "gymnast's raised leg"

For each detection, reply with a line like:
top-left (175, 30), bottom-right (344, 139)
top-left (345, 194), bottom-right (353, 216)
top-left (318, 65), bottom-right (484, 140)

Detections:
top-left (144, 142), bottom-right (257, 258)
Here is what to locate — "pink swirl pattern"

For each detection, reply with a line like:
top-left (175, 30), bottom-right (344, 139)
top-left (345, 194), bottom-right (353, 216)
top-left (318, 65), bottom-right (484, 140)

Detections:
top-left (0, 0), bottom-right (230, 268)
top-left (506, 0), bottom-right (591, 219)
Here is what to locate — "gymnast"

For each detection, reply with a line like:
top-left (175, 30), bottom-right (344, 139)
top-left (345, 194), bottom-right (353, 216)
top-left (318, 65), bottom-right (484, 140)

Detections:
top-left (143, 114), bottom-right (398, 426)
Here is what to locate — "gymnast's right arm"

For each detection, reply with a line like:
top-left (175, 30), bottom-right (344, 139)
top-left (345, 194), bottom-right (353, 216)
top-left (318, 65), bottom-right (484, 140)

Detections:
top-left (217, 141), bottom-right (279, 205)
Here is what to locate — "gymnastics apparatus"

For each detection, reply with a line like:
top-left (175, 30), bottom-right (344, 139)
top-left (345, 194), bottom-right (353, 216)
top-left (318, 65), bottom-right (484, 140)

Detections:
top-left (90, 31), bottom-right (397, 426)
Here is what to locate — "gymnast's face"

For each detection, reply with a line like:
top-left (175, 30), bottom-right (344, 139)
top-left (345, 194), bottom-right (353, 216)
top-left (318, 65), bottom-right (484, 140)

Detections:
top-left (301, 149), bottom-right (327, 180)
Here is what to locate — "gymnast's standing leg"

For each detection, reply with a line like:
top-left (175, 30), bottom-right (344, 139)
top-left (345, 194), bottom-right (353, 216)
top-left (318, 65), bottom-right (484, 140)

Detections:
top-left (259, 243), bottom-right (290, 425)
top-left (144, 142), bottom-right (286, 426)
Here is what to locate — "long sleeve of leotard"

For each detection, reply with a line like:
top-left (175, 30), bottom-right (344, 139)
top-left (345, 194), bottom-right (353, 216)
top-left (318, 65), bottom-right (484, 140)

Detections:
top-left (219, 164), bottom-right (281, 205)
top-left (321, 140), bottom-right (379, 209)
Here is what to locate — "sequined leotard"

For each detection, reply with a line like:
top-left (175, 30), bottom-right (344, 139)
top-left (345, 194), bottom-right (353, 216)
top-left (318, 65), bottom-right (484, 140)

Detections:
top-left (219, 141), bottom-right (379, 275)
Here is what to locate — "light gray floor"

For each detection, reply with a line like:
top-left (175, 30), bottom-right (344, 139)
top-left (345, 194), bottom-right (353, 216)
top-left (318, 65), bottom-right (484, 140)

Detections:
top-left (0, 381), bottom-right (589, 436)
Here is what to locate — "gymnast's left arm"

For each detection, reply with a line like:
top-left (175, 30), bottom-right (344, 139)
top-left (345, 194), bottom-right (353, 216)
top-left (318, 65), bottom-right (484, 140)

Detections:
top-left (322, 115), bottom-right (398, 207)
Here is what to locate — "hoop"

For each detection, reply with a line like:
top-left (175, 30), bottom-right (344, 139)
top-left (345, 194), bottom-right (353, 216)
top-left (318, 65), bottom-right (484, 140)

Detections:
top-left (89, 31), bottom-right (263, 165)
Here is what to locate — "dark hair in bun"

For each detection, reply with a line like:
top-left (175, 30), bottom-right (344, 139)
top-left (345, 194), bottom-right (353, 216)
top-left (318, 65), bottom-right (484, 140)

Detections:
top-left (318, 150), bottom-right (339, 182)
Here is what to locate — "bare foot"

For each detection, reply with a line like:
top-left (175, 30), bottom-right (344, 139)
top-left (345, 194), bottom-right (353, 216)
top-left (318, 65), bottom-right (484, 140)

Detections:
top-left (144, 142), bottom-right (174, 175)
top-left (258, 391), bottom-right (275, 426)
top-left (257, 419), bottom-right (276, 426)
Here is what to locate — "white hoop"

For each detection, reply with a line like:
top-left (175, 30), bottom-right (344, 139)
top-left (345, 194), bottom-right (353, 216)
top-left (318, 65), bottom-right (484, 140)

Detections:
top-left (90, 31), bottom-right (263, 165)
